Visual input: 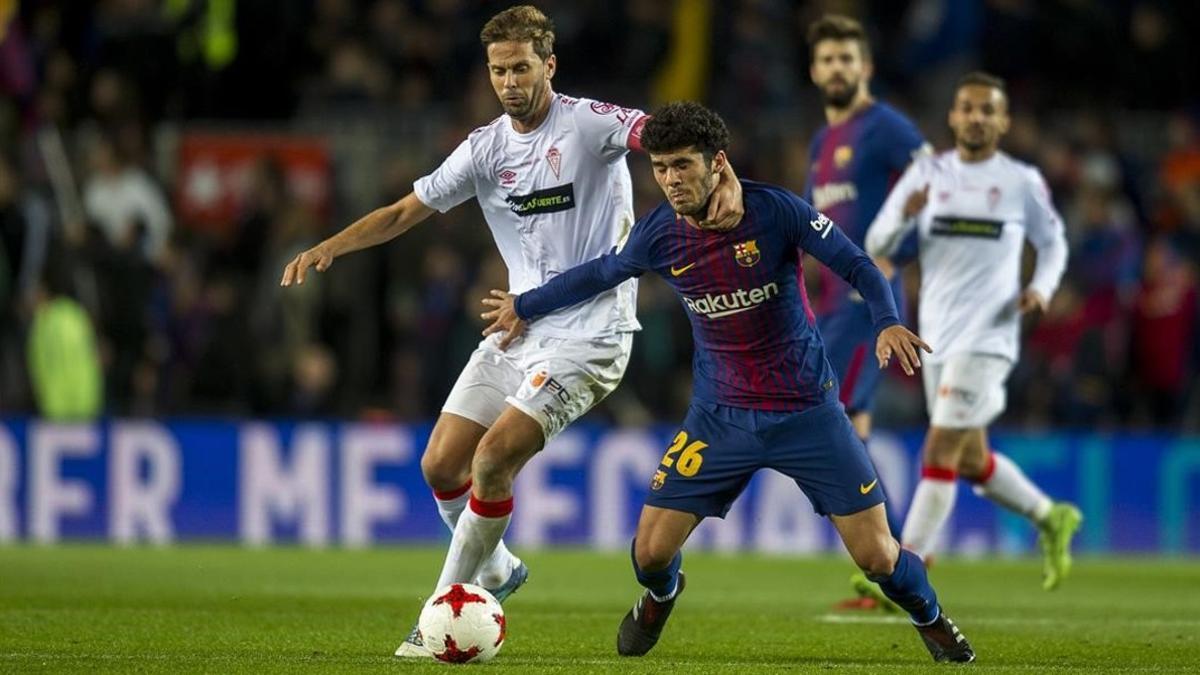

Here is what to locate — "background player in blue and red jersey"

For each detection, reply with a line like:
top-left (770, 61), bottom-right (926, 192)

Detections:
top-left (804, 15), bottom-right (928, 443)
top-left (480, 102), bottom-right (974, 664)
top-left (803, 20), bottom-right (929, 604)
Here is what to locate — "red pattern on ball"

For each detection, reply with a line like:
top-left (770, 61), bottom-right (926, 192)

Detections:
top-left (432, 583), bottom-right (488, 618)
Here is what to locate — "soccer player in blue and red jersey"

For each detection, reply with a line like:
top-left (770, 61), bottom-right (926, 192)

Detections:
top-left (804, 15), bottom-right (928, 442)
top-left (481, 102), bottom-right (975, 663)
top-left (803, 16), bottom-right (931, 608)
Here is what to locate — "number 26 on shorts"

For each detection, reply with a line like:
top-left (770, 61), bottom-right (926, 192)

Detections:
top-left (660, 431), bottom-right (707, 477)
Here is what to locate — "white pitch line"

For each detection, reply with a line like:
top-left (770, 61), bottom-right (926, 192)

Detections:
top-left (817, 614), bottom-right (1200, 628)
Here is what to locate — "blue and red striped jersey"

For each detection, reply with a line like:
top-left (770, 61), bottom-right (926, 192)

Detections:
top-left (804, 102), bottom-right (925, 317)
top-left (516, 181), bottom-right (900, 411)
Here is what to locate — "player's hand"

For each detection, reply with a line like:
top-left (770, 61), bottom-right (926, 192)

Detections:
top-left (1018, 289), bottom-right (1047, 315)
top-left (876, 324), bottom-right (932, 376)
top-left (280, 244), bottom-right (334, 286)
top-left (872, 256), bottom-right (897, 281)
top-left (699, 162), bottom-right (744, 231)
top-left (902, 184), bottom-right (930, 220)
top-left (480, 289), bottom-right (526, 351)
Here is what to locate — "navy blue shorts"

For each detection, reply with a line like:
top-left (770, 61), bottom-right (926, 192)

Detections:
top-left (644, 400), bottom-right (886, 519)
top-left (818, 304), bottom-right (879, 416)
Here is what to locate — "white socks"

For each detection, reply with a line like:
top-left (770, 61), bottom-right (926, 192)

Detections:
top-left (903, 452), bottom-right (1055, 561)
top-left (434, 495), bottom-right (514, 592)
top-left (971, 452), bottom-right (1053, 523)
top-left (434, 483), bottom-right (518, 589)
top-left (901, 466), bottom-right (958, 560)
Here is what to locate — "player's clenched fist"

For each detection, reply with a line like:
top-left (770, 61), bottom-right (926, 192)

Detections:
top-left (280, 245), bottom-right (334, 286)
top-left (876, 324), bottom-right (932, 376)
top-left (902, 183), bottom-right (930, 219)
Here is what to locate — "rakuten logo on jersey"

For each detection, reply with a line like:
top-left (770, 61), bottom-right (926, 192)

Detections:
top-left (682, 281), bottom-right (780, 319)
top-left (812, 182), bottom-right (858, 210)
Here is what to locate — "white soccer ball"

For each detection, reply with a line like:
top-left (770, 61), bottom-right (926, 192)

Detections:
top-left (418, 583), bottom-right (506, 664)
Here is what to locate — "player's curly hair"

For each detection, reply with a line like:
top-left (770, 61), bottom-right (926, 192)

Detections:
top-left (480, 5), bottom-right (555, 61)
top-left (806, 14), bottom-right (871, 61)
top-left (641, 101), bottom-right (730, 162)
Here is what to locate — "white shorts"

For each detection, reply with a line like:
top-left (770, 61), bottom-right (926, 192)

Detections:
top-left (441, 331), bottom-right (633, 440)
top-left (922, 352), bottom-right (1013, 429)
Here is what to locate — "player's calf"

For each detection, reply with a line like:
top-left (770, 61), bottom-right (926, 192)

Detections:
top-left (866, 548), bottom-right (940, 624)
top-left (617, 539), bottom-right (685, 656)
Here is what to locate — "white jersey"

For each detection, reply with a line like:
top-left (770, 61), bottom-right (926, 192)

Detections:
top-left (865, 150), bottom-right (1068, 363)
top-left (414, 93), bottom-right (645, 339)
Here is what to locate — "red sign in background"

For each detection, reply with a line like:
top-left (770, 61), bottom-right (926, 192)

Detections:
top-left (175, 133), bottom-right (331, 235)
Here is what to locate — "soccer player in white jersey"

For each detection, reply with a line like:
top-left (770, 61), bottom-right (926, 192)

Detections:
top-left (279, 5), bottom-right (743, 659)
top-left (865, 72), bottom-right (1082, 591)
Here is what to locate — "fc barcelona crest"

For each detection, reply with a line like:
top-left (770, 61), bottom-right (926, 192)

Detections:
top-left (834, 145), bottom-right (854, 169)
top-left (733, 240), bottom-right (761, 267)
top-left (650, 470), bottom-right (667, 491)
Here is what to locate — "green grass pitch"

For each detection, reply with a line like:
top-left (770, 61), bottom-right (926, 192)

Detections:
top-left (1, 546), bottom-right (1198, 673)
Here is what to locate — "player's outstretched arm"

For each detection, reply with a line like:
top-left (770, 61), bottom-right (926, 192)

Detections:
top-left (876, 324), bottom-right (932, 376)
top-left (480, 252), bottom-right (643, 350)
top-left (280, 192), bottom-right (435, 286)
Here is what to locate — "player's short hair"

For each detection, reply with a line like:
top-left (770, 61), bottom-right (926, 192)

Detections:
top-left (806, 14), bottom-right (871, 61)
top-left (480, 5), bottom-right (555, 61)
top-left (956, 71), bottom-right (1007, 96)
top-left (642, 101), bottom-right (730, 162)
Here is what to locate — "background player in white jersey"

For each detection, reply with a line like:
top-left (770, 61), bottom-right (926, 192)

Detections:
top-left (278, 5), bottom-right (743, 658)
top-left (865, 72), bottom-right (1082, 591)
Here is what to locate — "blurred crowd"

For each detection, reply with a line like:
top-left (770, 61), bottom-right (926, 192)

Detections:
top-left (1, 0), bottom-right (1198, 429)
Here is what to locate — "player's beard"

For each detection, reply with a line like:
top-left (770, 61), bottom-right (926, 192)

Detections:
top-left (821, 76), bottom-right (860, 109)
top-left (957, 125), bottom-right (993, 153)
top-left (504, 79), bottom-right (545, 123)
top-left (677, 175), bottom-right (716, 219)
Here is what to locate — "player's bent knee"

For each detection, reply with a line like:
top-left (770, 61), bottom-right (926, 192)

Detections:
top-left (420, 445), bottom-right (470, 492)
top-left (850, 537), bottom-right (899, 578)
top-left (925, 427), bottom-right (972, 467)
top-left (857, 549), bottom-right (898, 578)
top-left (633, 538), bottom-right (677, 572)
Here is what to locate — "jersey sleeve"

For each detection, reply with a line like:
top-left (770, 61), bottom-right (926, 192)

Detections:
top-left (413, 139), bottom-right (476, 213)
top-left (777, 190), bottom-right (900, 334)
top-left (515, 213), bottom-right (656, 320)
top-left (864, 159), bottom-right (926, 258)
top-left (573, 99), bottom-right (648, 161)
top-left (802, 136), bottom-right (819, 203)
top-left (881, 112), bottom-right (931, 172)
top-left (881, 115), bottom-right (930, 270)
top-left (1022, 167), bottom-right (1069, 301)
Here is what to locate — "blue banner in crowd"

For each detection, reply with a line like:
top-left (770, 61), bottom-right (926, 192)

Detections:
top-left (0, 420), bottom-right (1197, 553)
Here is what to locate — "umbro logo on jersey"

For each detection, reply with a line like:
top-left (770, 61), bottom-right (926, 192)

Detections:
top-left (670, 262), bottom-right (696, 277)
top-left (498, 170), bottom-right (517, 187)
top-left (506, 183), bottom-right (576, 217)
